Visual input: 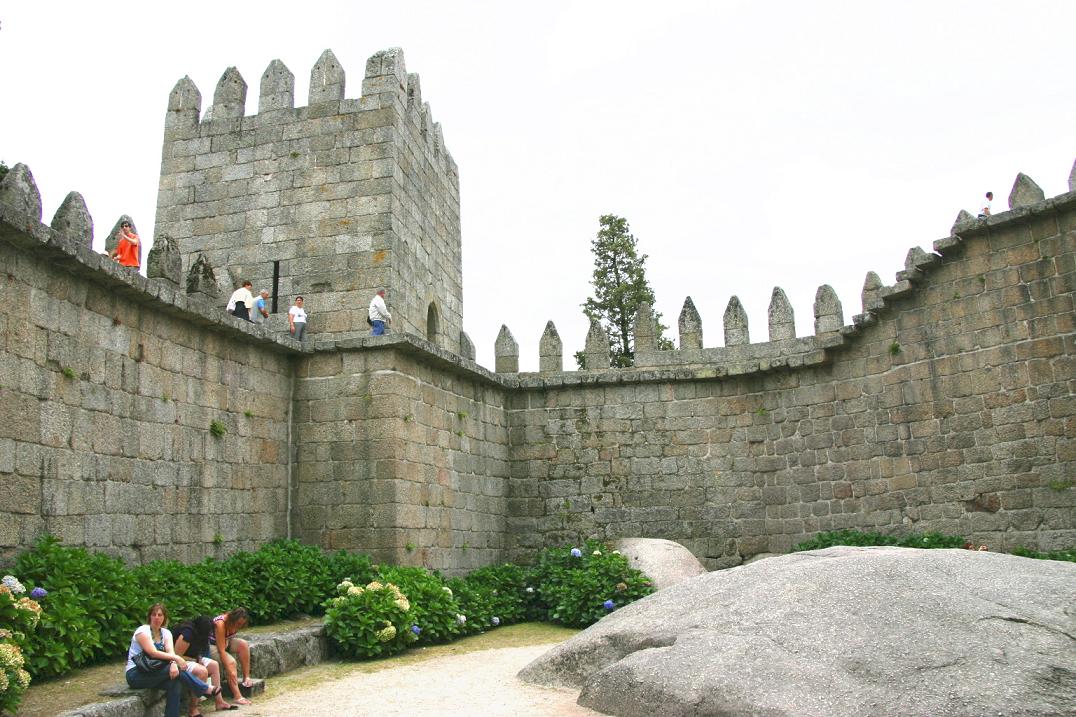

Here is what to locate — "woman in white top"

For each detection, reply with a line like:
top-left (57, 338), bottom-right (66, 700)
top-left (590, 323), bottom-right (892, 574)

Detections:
top-left (125, 603), bottom-right (220, 717)
top-left (288, 296), bottom-right (308, 341)
top-left (227, 281), bottom-right (255, 322)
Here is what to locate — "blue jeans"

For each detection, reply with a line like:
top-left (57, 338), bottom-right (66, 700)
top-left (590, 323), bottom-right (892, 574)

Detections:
top-left (371, 320), bottom-right (386, 336)
top-left (291, 322), bottom-right (306, 341)
top-left (126, 666), bottom-right (209, 717)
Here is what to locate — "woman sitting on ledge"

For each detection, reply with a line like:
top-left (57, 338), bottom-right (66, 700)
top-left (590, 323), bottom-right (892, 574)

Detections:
top-left (210, 607), bottom-right (254, 706)
top-left (125, 603), bottom-right (221, 717)
top-left (173, 615), bottom-right (236, 713)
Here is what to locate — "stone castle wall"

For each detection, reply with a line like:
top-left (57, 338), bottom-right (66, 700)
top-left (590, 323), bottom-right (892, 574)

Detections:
top-left (0, 197), bottom-right (299, 564)
top-left (155, 49), bottom-right (462, 349)
top-left (1, 53), bottom-right (1073, 573)
top-left (292, 339), bottom-right (509, 571)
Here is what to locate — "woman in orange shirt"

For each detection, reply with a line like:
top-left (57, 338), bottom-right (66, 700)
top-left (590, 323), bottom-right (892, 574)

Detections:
top-left (110, 221), bottom-right (140, 268)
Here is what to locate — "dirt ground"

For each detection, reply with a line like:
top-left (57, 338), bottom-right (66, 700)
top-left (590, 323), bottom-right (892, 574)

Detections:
top-left (16, 622), bottom-right (598, 717)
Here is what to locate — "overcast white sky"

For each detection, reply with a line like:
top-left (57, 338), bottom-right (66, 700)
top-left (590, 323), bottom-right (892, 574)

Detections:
top-left (2, 2), bottom-right (1073, 371)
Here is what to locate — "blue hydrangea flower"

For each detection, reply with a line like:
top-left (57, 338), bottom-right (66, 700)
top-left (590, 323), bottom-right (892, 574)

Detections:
top-left (491, 616), bottom-right (500, 626)
top-left (30, 587), bottom-right (47, 599)
top-left (411, 624), bottom-right (421, 635)
top-left (603, 599), bottom-right (615, 610)
top-left (570, 548), bottom-right (582, 557)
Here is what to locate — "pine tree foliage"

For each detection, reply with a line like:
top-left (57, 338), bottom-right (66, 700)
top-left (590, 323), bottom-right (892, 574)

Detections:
top-left (577, 214), bottom-right (672, 368)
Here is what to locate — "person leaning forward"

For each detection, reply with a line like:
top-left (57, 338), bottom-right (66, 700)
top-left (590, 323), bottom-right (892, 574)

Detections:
top-left (368, 288), bottom-right (391, 336)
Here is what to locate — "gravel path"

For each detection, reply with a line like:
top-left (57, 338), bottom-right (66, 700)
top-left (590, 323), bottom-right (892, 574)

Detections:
top-left (242, 644), bottom-right (600, 717)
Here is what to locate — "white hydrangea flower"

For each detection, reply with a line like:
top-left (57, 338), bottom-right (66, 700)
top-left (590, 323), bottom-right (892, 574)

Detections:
top-left (442, 586), bottom-right (453, 596)
top-left (456, 614), bottom-right (467, 625)
top-left (347, 585), bottom-right (365, 596)
top-left (1, 576), bottom-right (25, 594)
top-left (592, 550), bottom-right (602, 556)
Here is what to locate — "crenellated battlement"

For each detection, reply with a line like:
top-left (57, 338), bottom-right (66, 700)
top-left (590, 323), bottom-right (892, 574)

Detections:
top-left (156, 47), bottom-right (463, 350)
top-left (490, 165), bottom-right (1076, 383)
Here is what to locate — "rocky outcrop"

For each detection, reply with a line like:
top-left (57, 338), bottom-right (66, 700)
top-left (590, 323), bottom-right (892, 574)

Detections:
top-left (612, 538), bottom-right (706, 590)
top-left (519, 546), bottom-right (1076, 717)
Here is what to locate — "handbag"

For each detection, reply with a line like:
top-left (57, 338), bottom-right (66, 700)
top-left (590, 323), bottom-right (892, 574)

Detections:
top-left (133, 651), bottom-right (167, 673)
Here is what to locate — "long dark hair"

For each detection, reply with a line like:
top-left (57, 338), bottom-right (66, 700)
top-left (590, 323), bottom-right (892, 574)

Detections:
top-left (174, 615), bottom-right (213, 657)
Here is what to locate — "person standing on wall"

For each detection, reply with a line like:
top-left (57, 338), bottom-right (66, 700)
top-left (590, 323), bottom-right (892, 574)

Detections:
top-left (288, 296), bottom-right (307, 341)
top-left (368, 288), bottom-right (391, 336)
top-left (109, 221), bottom-right (141, 269)
top-left (226, 281), bottom-right (255, 321)
top-left (253, 289), bottom-right (270, 323)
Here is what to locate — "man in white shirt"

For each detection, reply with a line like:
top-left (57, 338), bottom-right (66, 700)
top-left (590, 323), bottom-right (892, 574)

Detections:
top-left (978, 191), bottom-right (993, 218)
top-left (368, 289), bottom-right (391, 336)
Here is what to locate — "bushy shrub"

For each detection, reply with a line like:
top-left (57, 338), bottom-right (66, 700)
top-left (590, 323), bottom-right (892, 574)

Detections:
top-left (0, 574), bottom-right (42, 713)
top-left (532, 540), bottom-right (653, 628)
top-left (1011, 546), bottom-right (1076, 563)
top-left (14, 537), bottom-right (141, 677)
top-left (231, 540), bottom-right (332, 622)
top-left (129, 558), bottom-right (251, 623)
top-left (376, 566), bottom-right (461, 644)
top-left (323, 579), bottom-right (417, 658)
top-left (461, 563), bottom-right (542, 625)
top-left (443, 576), bottom-right (494, 636)
top-left (324, 550), bottom-right (376, 589)
top-left (793, 530), bottom-right (966, 552)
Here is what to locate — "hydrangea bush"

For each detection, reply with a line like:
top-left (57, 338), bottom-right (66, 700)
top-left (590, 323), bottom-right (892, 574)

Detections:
top-left (376, 566), bottom-right (462, 644)
top-left (323, 580), bottom-right (417, 658)
top-left (532, 539), bottom-right (654, 627)
top-left (0, 574), bottom-right (43, 713)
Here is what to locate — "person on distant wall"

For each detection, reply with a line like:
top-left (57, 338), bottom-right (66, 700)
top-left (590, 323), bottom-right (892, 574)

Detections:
top-left (253, 289), bottom-right (270, 324)
top-left (978, 191), bottom-right (993, 218)
top-left (226, 281), bottom-right (255, 321)
top-left (109, 221), bottom-right (141, 269)
top-left (368, 288), bottom-right (391, 336)
top-left (209, 608), bottom-right (254, 707)
top-left (288, 296), bottom-right (307, 341)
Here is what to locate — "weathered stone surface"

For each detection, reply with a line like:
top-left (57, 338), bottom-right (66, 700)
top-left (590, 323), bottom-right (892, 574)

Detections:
top-left (0, 162), bottom-right (43, 220)
top-left (1008, 172), bottom-right (1045, 209)
top-left (861, 271), bottom-right (884, 311)
top-left (633, 302), bottom-right (656, 352)
top-left (459, 330), bottom-right (475, 361)
top-left (104, 215), bottom-right (139, 255)
top-left (206, 66), bottom-right (247, 121)
top-left (952, 209), bottom-right (974, 234)
top-left (309, 49), bottom-right (345, 104)
top-left (722, 296), bottom-right (749, 346)
top-left (167, 76), bottom-right (201, 113)
top-left (50, 191), bottom-right (94, 246)
top-left (520, 547), bottom-right (1076, 717)
top-left (146, 235), bottom-right (182, 286)
top-left (583, 318), bottom-right (610, 369)
top-left (812, 284), bottom-right (843, 334)
top-left (677, 297), bottom-right (703, 350)
top-left (186, 253), bottom-right (220, 298)
top-left (539, 321), bottom-right (563, 373)
top-left (767, 286), bottom-right (795, 340)
top-left (248, 625), bottom-right (329, 677)
top-left (612, 538), bottom-right (706, 591)
top-left (259, 59), bottom-right (295, 112)
top-left (1070, 158), bottom-right (1076, 192)
top-left (494, 324), bottom-right (518, 373)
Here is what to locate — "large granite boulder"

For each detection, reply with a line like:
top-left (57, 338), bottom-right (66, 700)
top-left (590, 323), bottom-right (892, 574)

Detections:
top-left (519, 546), bottom-right (1076, 717)
top-left (612, 538), bottom-right (706, 590)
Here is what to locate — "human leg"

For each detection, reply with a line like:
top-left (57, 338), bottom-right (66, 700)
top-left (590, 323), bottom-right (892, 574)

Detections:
top-left (205, 658), bottom-right (232, 710)
top-left (371, 319), bottom-right (385, 336)
top-left (294, 322), bottom-right (306, 341)
top-left (126, 667), bottom-right (183, 717)
top-left (234, 637), bottom-right (253, 688)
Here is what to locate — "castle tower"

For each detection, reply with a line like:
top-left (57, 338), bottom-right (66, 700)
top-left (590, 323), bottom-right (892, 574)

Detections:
top-left (155, 48), bottom-right (462, 348)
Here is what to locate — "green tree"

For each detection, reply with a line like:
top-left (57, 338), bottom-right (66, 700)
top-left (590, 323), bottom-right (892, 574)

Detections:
top-left (576, 214), bottom-right (672, 368)
top-left (0, 160), bottom-right (9, 183)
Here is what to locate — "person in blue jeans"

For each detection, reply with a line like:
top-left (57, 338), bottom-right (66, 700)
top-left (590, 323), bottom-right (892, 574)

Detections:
top-left (368, 288), bottom-right (391, 336)
top-left (125, 603), bottom-right (220, 717)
